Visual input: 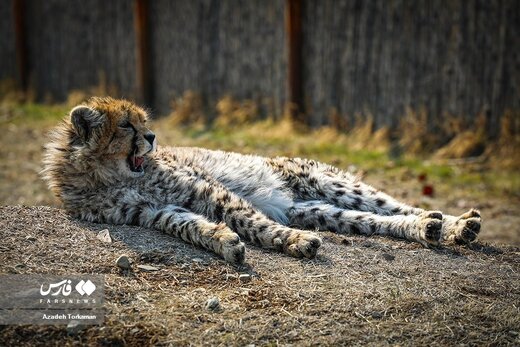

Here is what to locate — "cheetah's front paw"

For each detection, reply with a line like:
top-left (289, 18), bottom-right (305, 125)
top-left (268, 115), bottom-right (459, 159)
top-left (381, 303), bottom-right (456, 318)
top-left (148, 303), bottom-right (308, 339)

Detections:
top-left (445, 209), bottom-right (481, 244)
top-left (416, 211), bottom-right (443, 247)
top-left (214, 225), bottom-right (246, 264)
top-left (283, 230), bottom-right (322, 259)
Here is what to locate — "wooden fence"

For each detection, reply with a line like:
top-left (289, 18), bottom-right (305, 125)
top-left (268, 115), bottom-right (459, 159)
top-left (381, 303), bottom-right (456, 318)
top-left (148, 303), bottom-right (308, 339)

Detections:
top-left (1, 0), bottom-right (518, 135)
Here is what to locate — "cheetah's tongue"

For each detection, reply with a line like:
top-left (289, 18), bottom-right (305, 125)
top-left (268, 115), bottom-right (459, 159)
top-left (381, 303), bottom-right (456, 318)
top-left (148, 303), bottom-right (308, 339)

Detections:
top-left (134, 156), bottom-right (144, 168)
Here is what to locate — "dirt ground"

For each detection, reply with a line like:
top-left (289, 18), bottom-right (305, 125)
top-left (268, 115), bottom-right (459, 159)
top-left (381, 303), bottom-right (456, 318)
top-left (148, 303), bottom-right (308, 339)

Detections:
top-left (1, 206), bottom-right (519, 346)
top-left (1, 105), bottom-right (519, 345)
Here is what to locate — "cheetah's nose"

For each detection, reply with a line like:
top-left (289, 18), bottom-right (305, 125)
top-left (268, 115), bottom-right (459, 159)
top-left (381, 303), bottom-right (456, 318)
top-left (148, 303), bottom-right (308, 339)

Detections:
top-left (144, 133), bottom-right (155, 145)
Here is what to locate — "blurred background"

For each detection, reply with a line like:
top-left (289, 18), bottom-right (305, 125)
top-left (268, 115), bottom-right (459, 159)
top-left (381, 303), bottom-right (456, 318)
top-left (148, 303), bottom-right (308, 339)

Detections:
top-left (0, 0), bottom-right (519, 244)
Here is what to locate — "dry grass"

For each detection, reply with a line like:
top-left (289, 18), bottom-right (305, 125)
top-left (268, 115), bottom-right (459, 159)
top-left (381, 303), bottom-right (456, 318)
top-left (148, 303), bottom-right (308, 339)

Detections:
top-left (1, 206), bottom-right (519, 346)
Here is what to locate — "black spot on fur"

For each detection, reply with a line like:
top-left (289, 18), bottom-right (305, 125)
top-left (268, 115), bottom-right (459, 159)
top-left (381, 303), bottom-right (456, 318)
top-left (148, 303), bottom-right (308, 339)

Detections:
top-left (130, 205), bottom-right (144, 225)
top-left (152, 211), bottom-right (164, 225)
top-left (311, 207), bottom-right (320, 213)
top-left (335, 190), bottom-right (346, 196)
top-left (376, 198), bottom-right (386, 207)
top-left (222, 193), bottom-right (231, 203)
top-left (241, 231), bottom-right (251, 242)
top-left (333, 211), bottom-right (342, 219)
top-left (353, 189), bottom-right (362, 195)
top-left (230, 218), bottom-right (237, 231)
top-left (392, 207), bottom-right (401, 214)
top-left (352, 197), bottom-right (362, 209)
top-left (213, 204), bottom-right (223, 221)
top-left (252, 233), bottom-right (262, 245)
top-left (351, 225), bottom-right (361, 234)
top-left (164, 215), bottom-right (173, 227)
top-left (318, 215), bottom-right (326, 225)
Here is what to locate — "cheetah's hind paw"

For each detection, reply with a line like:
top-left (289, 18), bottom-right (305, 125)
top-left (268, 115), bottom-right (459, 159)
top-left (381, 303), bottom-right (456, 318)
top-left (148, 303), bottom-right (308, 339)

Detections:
top-left (416, 211), bottom-right (443, 247)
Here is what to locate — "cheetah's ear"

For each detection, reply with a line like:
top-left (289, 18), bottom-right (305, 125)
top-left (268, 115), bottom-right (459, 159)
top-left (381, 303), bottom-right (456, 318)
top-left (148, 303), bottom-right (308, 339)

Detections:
top-left (70, 105), bottom-right (106, 142)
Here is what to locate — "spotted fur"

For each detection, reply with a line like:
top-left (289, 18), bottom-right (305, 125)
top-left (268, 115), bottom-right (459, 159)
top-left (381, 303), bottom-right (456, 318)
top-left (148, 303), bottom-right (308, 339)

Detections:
top-left (42, 98), bottom-right (481, 264)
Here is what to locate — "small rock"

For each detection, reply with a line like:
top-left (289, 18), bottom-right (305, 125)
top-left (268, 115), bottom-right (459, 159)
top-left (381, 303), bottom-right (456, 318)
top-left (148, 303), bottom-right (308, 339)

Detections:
top-left (136, 264), bottom-right (159, 272)
top-left (192, 258), bottom-right (204, 263)
top-left (381, 253), bottom-right (395, 262)
top-left (66, 320), bottom-right (85, 335)
top-left (205, 297), bottom-right (221, 311)
top-left (224, 274), bottom-right (238, 280)
top-left (25, 235), bottom-right (37, 242)
top-left (97, 229), bottom-right (112, 243)
top-left (116, 255), bottom-right (131, 270)
top-left (370, 311), bottom-right (383, 319)
top-left (239, 274), bottom-right (252, 282)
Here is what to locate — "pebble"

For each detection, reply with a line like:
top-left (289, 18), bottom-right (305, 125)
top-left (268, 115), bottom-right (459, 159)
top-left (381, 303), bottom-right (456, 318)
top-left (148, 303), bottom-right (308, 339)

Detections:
top-left (205, 297), bottom-right (221, 311)
top-left (136, 264), bottom-right (159, 272)
top-left (66, 320), bottom-right (85, 335)
top-left (116, 255), bottom-right (131, 270)
top-left (239, 274), bottom-right (252, 282)
top-left (97, 229), bottom-right (112, 243)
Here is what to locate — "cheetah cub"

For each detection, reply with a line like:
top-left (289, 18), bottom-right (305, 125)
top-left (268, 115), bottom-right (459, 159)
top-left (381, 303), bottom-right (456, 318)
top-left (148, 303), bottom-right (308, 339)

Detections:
top-left (42, 97), bottom-right (482, 263)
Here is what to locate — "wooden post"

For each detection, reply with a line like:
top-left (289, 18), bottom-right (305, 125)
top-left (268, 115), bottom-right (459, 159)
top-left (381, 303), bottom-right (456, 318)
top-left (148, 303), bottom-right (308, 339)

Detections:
top-left (134, 0), bottom-right (151, 106)
top-left (13, 0), bottom-right (28, 91)
top-left (285, 0), bottom-right (304, 123)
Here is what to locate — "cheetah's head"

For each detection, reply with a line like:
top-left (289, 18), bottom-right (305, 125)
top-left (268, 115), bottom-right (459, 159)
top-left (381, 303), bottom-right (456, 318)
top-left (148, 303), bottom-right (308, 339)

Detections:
top-left (68, 97), bottom-right (156, 178)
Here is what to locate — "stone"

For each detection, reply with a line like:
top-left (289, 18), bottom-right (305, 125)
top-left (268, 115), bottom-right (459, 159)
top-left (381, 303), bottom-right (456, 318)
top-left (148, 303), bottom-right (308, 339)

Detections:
top-left (66, 320), bottom-right (85, 335)
top-left (239, 274), bottom-right (252, 282)
top-left (116, 255), bottom-right (131, 270)
top-left (97, 229), bottom-right (112, 243)
top-left (137, 264), bottom-right (159, 272)
top-left (205, 297), bottom-right (221, 311)
top-left (381, 253), bottom-right (395, 262)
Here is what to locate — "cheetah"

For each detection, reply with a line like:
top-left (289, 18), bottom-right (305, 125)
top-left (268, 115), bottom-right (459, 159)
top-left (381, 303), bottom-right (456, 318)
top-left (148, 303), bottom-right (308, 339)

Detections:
top-left (42, 97), bottom-right (482, 263)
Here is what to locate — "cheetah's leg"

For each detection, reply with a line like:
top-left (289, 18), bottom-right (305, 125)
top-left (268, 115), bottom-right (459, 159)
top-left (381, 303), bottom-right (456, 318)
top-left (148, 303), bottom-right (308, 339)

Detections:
top-left (287, 201), bottom-right (443, 247)
top-left (139, 205), bottom-right (246, 264)
top-left (268, 157), bottom-right (422, 216)
top-left (181, 178), bottom-right (322, 259)
top-left (304, 171), bottom-right (424, 216)
top-left (310, 175), bottom-right (482, 244)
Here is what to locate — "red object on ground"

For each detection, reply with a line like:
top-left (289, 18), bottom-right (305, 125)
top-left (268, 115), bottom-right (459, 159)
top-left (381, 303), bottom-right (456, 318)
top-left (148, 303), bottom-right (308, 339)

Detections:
top-left (422, 185), bottom-right (434, 197)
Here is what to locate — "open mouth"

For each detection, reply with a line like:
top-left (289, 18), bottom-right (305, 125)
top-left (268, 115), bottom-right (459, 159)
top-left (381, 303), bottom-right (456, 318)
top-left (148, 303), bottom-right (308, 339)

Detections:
top-left (127, 148), bottom-right (145, 173)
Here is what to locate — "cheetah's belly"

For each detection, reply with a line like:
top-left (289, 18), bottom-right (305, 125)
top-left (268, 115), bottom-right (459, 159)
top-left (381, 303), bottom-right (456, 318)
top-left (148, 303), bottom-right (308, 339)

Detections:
top-left (187, 149), bottom-right (294, 224)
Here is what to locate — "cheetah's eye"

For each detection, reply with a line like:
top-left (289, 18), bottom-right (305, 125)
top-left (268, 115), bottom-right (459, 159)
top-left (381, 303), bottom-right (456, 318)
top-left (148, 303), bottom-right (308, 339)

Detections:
top-left (119, 122), bottom-right (133, 129)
